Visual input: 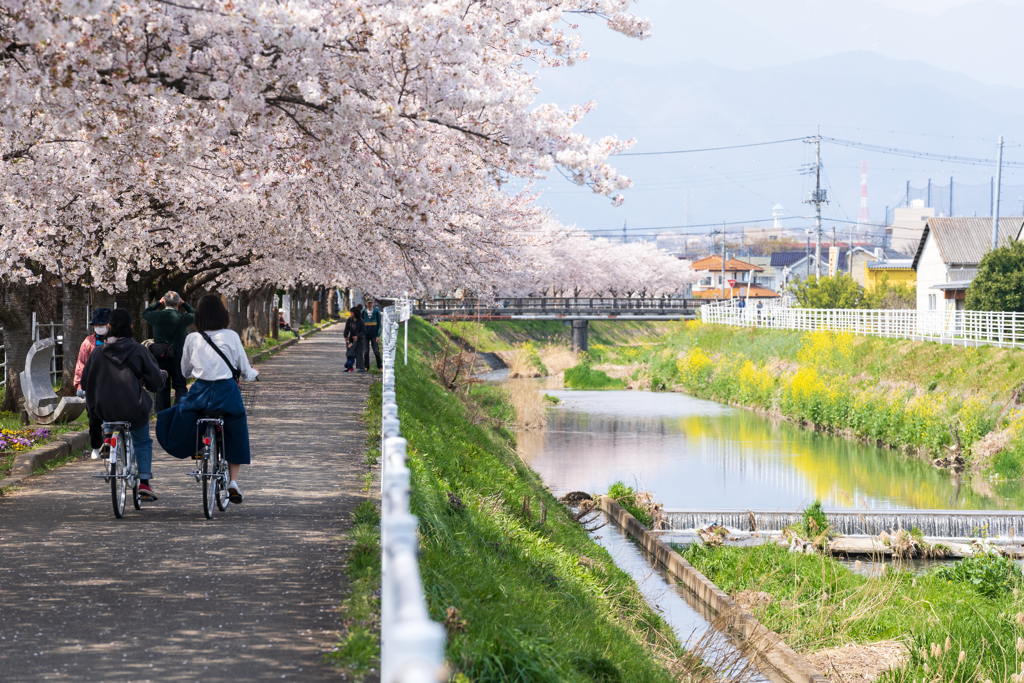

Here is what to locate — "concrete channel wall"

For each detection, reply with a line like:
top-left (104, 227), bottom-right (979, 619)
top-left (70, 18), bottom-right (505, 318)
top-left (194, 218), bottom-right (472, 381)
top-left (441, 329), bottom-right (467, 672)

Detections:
top-left (599, 496), bottom-right (826, 683)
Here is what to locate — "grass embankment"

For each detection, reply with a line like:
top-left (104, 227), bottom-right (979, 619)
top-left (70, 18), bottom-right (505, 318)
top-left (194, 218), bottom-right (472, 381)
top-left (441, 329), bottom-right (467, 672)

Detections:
top-left (381, 318), bottom-right (688, 681)
top-left (444, 320), bottom-right (672, 353)
top-left (683, 542), bottom-right (1024, 682)
top-left (595, 322), bottom-right (1024, 477)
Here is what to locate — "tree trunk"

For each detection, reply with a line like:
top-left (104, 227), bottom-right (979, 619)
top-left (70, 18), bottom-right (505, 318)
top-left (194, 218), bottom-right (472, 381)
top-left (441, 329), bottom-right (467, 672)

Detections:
top-left (1, 280), bottom-right (35, 412)
top-left (125, 276), bottom-right (150, 343)
top-left (60, 282), bottom-right (89, 396)
top-left (271, 288), bottom-right (279, 340)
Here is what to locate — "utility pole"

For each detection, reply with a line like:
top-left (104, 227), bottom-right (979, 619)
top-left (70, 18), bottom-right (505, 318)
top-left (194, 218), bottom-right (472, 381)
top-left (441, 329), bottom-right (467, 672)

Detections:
top-left (622, 220), bottom-right (627, 245)
top-left (803, 131), bottom-right (828, 279)
top-left (992, 136), bottom-right (1004, 250)
top-left (721, 221), bottom-right (727, 300)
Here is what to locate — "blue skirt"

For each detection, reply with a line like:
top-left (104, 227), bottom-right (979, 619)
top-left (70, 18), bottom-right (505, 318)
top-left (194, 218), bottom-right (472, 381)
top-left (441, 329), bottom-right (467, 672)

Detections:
top-left (156, 379), bottom-right (251, 465)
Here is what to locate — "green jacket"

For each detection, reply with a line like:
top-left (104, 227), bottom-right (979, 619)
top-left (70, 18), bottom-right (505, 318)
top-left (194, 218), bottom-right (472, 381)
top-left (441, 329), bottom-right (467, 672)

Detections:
top-left (142, 301), bottom-right (195, 358)
top-left (362, 307), bottom-right (382, 338)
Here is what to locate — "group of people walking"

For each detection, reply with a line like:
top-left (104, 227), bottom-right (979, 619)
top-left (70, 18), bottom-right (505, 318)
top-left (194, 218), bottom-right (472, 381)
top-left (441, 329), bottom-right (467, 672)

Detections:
top-left (344, 297), bottom-right (383, 372)
top-left (74, 294), bottom-right (257, 505)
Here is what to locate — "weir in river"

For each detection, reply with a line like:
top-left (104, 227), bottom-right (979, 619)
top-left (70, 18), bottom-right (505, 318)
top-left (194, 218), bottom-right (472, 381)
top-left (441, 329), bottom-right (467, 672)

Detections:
top-left (663, 509), bottom-right (1024, 539)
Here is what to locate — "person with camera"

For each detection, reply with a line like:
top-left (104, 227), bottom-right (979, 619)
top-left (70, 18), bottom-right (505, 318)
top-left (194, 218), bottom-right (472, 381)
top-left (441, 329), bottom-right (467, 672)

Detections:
top-left (143, 291), bottom-right (195, 411)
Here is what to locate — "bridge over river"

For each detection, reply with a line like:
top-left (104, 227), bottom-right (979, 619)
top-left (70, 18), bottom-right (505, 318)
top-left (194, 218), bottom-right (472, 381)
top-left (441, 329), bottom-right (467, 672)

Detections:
top-left (415, 297), bottom-right (703, 351)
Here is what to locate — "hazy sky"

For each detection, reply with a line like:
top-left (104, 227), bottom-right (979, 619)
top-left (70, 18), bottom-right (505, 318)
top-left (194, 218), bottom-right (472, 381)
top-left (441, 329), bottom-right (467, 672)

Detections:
top-left (530, 1), bottom-right (1024, 239)
top-left (577, 0), bottom-right (1024, 87)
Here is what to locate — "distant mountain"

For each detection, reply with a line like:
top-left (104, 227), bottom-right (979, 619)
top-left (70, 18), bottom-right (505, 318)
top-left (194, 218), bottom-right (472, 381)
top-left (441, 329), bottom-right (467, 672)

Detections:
top-left (533, 51), bottom-right (1024, 238)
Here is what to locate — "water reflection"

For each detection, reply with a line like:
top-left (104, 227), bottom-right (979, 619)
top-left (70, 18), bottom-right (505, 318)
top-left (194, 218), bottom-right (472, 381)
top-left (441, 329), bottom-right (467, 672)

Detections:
top-left (521, 390), bottom-right (1024, 511)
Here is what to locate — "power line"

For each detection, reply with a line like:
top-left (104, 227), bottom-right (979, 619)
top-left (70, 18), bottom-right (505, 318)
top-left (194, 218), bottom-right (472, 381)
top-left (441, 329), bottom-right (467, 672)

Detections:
top-left (822, 137), bottom-right (1024, 167)
top-left (617, 137), bottom-right (806, 157)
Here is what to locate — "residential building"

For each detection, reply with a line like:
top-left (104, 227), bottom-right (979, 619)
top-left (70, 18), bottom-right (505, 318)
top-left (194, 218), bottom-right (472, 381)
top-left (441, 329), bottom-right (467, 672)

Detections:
top-left (911, 217), bottom-right (1024, 315)
top-left (747, 257), bottom-right (778, 291)
top-left (770, 250), bottom-right (850, 290)
top-left (690, 255), bottom-right (779, 300)
top-left (864, 258), bottom-right (915, 291)
top-left (887, 203), bottom-right (935, 253)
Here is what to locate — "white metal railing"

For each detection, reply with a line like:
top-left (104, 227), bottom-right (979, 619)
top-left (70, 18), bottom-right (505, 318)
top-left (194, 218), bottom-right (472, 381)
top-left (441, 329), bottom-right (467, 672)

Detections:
top-left (701, 300), bottom-right (1024, 348)
top-left (32, 314), bottom-right (64, 385)
top-left (379, 300), bottom-right (445, 683)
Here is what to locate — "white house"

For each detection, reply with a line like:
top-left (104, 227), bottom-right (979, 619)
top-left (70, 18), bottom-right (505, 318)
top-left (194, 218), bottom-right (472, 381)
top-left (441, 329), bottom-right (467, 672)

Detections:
top-left (912, 217), bottom-right (1024, 317)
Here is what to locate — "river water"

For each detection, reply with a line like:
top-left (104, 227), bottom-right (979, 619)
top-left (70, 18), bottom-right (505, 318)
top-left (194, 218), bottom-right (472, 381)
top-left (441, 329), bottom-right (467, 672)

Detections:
top-left (519, 389), bottom-right (1024, 511)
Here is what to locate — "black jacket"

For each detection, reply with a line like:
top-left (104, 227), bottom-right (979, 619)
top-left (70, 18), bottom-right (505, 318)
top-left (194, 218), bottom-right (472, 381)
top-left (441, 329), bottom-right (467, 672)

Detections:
top-left (81, 337), bottom-right (165, 430)
top-left (344, 316), bottom-right (365, 341)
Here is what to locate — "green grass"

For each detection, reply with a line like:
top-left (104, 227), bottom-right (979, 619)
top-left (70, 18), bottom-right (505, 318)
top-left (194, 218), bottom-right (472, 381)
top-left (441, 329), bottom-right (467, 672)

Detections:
top-left (682, 542), bottom-right (1024, 681)
top-left (660, 323), bottom-right (1024, 399)
top-left (439, 320), bottom-right (672, 354)
top-left (394, 318), bottom-right (685, 681)
top-left (564, 365), bottom-right (625, 390)
top-left (326, 500), bottom-right (382, 678)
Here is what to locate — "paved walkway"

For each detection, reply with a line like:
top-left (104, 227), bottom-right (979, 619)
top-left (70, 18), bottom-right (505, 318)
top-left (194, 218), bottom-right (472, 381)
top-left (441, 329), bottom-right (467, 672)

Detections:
top-left (0, 326), bottom-right (373, 681)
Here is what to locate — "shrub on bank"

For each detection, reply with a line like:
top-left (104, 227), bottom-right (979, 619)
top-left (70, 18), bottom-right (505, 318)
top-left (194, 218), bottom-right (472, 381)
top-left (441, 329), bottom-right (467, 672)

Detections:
top-left (564, 364), bottom-right (625, 390)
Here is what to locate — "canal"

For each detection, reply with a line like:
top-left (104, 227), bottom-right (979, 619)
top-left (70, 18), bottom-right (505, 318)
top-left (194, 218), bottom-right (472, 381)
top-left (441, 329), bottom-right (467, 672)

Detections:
top-left (519, 389), bottom-right (1024, 511)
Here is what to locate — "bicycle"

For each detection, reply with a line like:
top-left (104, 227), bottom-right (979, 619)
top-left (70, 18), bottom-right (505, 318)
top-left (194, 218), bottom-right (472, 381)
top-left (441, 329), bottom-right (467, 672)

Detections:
top-left (91, 421), bottom-right (140, 518)
top-left (191, 412), bottom-right (229, 519)
top-left (190, 382), bottom-right (258, 519)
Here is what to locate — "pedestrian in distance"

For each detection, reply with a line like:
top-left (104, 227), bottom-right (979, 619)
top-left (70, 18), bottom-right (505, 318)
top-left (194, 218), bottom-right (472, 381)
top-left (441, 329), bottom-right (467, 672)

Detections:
top-left (344, 304), bottom-right (365, 372)
top-left (143, 291), bottom-right (195, 412)
top-left (156, 295), bottom-right (258, 504)
top-left (362, 297), bottom-right (383, 371)
top-left (80, 309), bottom-right (165, 501)
top-left (74, 307), bottom-right (111, 460)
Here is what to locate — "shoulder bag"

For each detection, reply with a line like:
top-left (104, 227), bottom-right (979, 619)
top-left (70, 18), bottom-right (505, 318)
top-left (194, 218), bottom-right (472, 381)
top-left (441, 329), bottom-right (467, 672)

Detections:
top-left (149, 311), bottom-right (186, 360)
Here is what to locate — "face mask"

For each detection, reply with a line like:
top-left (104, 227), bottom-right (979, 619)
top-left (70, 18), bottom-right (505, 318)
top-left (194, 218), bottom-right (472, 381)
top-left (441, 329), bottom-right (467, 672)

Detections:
top-left (94, 326), bottom-right (108, 336)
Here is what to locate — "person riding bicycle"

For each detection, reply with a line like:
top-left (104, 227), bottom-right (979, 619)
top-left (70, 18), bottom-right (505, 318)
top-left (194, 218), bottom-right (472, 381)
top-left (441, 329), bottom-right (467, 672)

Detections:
top-left (156, 295), bottom-right (258, 504)
top-left (74, 307), bottom-right (111, 460)
top-left (79, 309), bottom-right (165, 501)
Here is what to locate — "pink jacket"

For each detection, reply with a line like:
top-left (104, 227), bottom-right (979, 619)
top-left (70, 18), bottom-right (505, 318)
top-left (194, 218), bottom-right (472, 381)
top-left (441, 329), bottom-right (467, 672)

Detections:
top-left (74, 335), bottom-right (98, 390)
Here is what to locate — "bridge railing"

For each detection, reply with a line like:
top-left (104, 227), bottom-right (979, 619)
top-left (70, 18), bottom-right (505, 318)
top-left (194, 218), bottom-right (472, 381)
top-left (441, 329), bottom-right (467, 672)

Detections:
top-left (416, 297), bottom-right (703, 313)
top-left (379, 302), bottom-right (445, 683)
top-left (701, 300), bottom-right (1024, 348)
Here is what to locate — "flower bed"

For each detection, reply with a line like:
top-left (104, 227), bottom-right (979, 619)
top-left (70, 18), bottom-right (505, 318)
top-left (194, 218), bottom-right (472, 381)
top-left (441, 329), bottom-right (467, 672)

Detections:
top-left (0, 427), bottom-right (53, 454)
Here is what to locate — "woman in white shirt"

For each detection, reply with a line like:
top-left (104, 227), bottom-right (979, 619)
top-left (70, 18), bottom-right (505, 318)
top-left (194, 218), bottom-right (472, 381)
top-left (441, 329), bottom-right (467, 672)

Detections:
top-left (156, 295), bottom-right (258, 504)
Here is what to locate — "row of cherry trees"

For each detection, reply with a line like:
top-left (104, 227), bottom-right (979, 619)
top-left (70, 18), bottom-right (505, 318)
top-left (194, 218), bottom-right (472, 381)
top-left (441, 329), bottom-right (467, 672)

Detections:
top-left (0, 0), bottom-right (651, 407)
top-left (509, 227), bottom-right (700, 298)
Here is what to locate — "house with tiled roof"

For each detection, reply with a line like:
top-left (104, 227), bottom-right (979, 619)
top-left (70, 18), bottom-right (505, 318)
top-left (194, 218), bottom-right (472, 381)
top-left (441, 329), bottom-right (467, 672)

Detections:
top-left (912, 217), bottom-right (1024, 314)
top-left (690, 254), bottom-right (779, 300)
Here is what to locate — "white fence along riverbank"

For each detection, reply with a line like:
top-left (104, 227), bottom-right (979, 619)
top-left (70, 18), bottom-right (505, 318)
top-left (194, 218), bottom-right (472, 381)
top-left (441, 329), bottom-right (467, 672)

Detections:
top-left (379, 302), bottom-right (445, 683)
top-left (702, 300), bottom-right (1024, 349)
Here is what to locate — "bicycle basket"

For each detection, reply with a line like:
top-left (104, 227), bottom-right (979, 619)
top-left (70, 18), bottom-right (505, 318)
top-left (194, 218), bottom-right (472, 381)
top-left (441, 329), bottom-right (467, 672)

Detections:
top-left (239, 382), bottom-right (259, 415)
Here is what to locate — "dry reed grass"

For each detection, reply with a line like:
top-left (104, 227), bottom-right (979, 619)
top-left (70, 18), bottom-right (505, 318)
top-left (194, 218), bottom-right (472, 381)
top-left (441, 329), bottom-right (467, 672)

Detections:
top-left (970, 424), bottom-right (1015, 473)
top-left (804, 640), bottom-right (909, 682)
top-left (501, 350), bottom-right (543, 379)
top-left (506, 378), bottom-right (547, 430)
top-left (538, 344), bottom-right (578, 376)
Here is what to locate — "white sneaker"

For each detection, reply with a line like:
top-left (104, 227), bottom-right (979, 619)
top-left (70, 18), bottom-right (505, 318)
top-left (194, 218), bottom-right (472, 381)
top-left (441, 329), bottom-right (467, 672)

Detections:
top-left (227, 481), bottom-right (243, 504)
top-left (90, 448), bottom-right (100, 460)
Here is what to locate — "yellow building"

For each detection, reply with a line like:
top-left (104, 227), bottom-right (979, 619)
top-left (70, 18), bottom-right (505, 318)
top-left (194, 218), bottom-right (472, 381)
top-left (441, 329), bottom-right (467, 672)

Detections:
top-left (864, 258), bottom-right (916, 291)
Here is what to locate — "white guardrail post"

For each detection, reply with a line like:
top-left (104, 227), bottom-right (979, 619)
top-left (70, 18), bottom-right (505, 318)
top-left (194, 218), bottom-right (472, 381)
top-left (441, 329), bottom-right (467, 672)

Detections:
top-left (379, 301), bottom-right (445, 683)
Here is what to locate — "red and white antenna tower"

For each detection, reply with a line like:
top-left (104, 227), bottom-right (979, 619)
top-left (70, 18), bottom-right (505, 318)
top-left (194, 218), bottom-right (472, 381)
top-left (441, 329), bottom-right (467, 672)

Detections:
top-left (857, 161), bottom-right (870, 228)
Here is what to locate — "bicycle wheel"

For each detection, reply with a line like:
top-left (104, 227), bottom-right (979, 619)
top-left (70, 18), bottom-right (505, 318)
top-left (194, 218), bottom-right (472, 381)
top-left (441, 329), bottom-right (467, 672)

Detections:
top-left (215, 432), bottom-right (229, 512)
top-left (202, 425), bottom-right (217, 519)
top-left (111, 431), bottom-right (127, 519)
